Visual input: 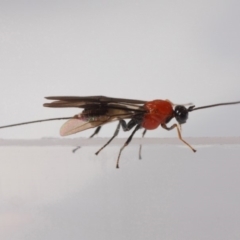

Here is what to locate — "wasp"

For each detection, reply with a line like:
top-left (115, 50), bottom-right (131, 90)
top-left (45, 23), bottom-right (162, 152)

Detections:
top-left (1, 96), bottom-right (240, 168)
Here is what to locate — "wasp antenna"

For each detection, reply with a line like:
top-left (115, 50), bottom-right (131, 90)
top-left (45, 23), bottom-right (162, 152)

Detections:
top-left (187, 105), bottom-right (195, 111)
top-left (188, 101), bottom-right (240, 112)
top-left (0, 117), bottom-right (72, 129)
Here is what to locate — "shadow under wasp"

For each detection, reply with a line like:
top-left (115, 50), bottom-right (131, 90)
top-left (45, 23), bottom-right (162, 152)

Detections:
top-left (0, 96), bottom-right (240, 168)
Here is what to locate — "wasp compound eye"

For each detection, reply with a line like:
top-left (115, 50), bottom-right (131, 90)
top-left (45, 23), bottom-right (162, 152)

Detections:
top-left (174, 105), bottom-right (188, 124)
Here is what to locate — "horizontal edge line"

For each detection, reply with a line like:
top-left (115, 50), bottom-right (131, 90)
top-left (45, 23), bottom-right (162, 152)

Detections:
top-left (0, 137), bottom-right (240, 146)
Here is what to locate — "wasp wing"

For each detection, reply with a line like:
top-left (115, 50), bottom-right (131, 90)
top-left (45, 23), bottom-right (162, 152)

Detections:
top-left (45, 96), bottom-right (147, 104)
top-left (44, 96), bottom-right (146, 112)
top-left (60, 119), bottom-right (105, 136)
top-left (60, 109), bottom-right (137, 136)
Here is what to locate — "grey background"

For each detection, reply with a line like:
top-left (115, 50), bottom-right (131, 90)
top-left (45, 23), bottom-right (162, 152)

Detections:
top-left (0, 0), bottom-right (240, 139)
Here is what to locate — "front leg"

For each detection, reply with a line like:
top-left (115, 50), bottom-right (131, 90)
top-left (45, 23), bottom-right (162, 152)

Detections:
top-left (161, 123), bottom-right (196, 152)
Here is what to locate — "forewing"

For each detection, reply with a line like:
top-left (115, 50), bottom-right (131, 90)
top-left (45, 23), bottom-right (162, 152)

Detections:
top-left (45, 96), bottom-right (147, 104)
top-left (44, 100), bottom-right (90, 108)
top-left (44, 96), bottom-right (146, 112)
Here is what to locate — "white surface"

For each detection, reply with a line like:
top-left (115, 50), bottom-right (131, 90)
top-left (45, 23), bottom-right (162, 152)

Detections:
top-left (0, 0), bottom-right (240, 138)
top-left (1, 139), bottom-right (240, 240)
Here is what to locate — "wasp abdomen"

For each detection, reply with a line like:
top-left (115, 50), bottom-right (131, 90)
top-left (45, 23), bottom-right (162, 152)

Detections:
top-left (75, 107), bottom-right (109, 122)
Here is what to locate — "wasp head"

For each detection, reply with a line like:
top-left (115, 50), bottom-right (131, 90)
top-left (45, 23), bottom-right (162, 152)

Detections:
top-left (174, 105), bottom-right (189, 124)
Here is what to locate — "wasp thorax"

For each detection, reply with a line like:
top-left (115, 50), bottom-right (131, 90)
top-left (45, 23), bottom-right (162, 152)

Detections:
top-left (174, 105), bottom-right (188, 124)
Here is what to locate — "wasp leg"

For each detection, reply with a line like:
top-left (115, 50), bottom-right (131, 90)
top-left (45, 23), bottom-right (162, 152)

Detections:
top-left (72, 146), bottom-right (81, 153)
top-left (116, 124), bottom-right (141, 168)
top-left (95, 122), bottom-right (121, 155)
top-left (89, 126), bottom-right (102, 138)
top-left (139, 129), bottom-right (147, 160)
top-left (95, 119), bottom-right (140, 164)
top-left (161, 123), bottom-right (196, 152)
top-left (119, 119), bottom-right (139, 131)
top-left (95, 119), bottom-right (138, 155)
top-left (72, 126), bottom-right (102, 153)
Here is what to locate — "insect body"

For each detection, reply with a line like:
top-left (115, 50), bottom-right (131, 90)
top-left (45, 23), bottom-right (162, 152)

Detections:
top-left (1, 96), bottom-right (240, 168)
top-left (44, 97), bottom-right (194, 168)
